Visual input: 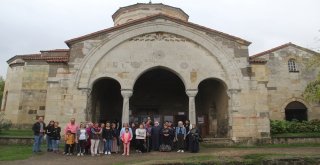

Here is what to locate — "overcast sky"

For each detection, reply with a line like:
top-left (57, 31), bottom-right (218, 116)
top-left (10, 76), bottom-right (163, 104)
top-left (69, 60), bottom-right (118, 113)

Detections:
top-left (1, 0), bottom-right (319, 78)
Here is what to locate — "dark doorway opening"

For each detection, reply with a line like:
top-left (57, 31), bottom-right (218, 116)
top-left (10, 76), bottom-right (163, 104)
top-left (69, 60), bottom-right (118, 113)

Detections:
top-left (285, 101), bottom-right (308, 121)
top-left (91, 78), bottom-right (122, 123)
top-left (196, 79), bottom-right (228, 138)
top-left (130, 68), bottom-right (188, 125)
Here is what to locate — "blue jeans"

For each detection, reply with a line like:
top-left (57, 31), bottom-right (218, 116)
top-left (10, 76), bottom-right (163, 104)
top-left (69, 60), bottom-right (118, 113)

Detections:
top-left (33, 134), bottom-right (43, 152)
top-left (52, 139), bottom-right (60, 151)
top-left (104, 139), bottom-right (112, 153)
top-left (46, 135), bottom-right (53, 150)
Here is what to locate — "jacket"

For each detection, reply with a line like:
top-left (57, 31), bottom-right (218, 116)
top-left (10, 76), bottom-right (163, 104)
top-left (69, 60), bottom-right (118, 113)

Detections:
top-left (32, 122), bottom-right (46, 136)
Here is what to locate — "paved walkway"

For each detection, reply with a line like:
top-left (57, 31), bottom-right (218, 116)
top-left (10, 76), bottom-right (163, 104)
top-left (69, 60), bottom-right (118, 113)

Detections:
top-left (1, 147), bottom-right (320, 165)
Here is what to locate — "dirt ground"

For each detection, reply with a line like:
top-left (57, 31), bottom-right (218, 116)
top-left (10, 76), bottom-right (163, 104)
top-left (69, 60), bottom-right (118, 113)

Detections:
top-left (1, 147), bottom-right (320, 165)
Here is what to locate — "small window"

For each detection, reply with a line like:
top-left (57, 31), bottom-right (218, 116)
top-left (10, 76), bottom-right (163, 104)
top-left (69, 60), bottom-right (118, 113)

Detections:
top-left (288, 59), bottom-right (299, 72)
top-left (39, 106), bottom-right (46, 110)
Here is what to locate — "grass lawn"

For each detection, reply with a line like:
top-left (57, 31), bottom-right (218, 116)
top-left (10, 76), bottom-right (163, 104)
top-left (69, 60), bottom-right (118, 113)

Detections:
top-left (0, 129), bottom-right (33, 137)
top-left (272, 132), bottom-right (320, 138)
top-left (0, 145), bottom-right (35, 161)
top-left (201, 143), bottom-right (320, 149)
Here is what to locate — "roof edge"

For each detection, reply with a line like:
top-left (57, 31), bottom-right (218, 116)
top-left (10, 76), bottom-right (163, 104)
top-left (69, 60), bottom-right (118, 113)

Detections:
top-left (65, 14), bottom-right (251, 47)
top-left (250, 42), bottom-right (320, 59)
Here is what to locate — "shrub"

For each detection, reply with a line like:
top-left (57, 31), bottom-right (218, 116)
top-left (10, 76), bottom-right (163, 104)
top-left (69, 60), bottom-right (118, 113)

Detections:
top-left (270, 119), bottom-right (320, 134)
top-left (0, 112), bottom-right (12, 133)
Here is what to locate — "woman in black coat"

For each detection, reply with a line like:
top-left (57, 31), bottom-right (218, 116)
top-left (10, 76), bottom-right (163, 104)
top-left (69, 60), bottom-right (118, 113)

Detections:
top-left (189, 124), bottom-right (200, 153)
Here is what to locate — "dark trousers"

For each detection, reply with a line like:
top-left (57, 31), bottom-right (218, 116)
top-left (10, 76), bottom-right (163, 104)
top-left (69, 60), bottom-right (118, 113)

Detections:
top-left (136, 139), bottom-right (145, 152)
top-left (177, 134), bottom-right (185, 150)
top-left (77, 140), bottom-right (87, 153)
top-left (65, 144), bottom-right (75, 154)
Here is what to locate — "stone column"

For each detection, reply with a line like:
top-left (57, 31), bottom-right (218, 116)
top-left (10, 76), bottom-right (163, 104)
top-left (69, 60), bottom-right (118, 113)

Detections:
top-left (227, 89), bottom-right (241, 140)
top-left (186, 89), bottom-right (198, 126)
top-left (121, 89), bottom-right (133, 124)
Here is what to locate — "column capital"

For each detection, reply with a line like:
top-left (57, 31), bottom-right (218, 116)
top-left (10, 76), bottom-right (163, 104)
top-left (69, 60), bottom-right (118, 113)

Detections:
top-left (186, 89), bottom-right (198, 97)
top-left (121, 89), bottom-right (133, 98)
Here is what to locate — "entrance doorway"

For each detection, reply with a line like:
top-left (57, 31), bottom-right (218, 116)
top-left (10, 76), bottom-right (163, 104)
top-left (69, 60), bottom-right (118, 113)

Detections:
top-left (196, 78), bottom-right (228, 138)
top-left (285, 101), bottom-right (308, 121)
top-left (91, 78), bottom-right (122, 123)
top-left (130, 67), bottom-right (188, 125)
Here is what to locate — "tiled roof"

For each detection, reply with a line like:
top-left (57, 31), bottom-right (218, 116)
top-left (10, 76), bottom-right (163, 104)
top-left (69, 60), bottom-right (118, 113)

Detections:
top-left (65, 14), bottom-right (251, 47)
top-left (7, 50), bottom-right (69, 64)
top-left (250, 42), bottom-right (320, 59)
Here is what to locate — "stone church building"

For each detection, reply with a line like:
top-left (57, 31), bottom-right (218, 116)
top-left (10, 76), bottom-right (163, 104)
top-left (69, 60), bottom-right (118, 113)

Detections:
top-left (1, 3), bottom-right (319, 142)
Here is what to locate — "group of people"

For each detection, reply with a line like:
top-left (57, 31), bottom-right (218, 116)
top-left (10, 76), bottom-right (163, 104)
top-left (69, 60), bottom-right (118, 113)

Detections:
top-left (32, 116), bottom-right (201, 156)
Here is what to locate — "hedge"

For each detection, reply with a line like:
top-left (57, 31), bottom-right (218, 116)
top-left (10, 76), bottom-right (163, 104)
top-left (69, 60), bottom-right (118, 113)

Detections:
top-left (270, 119), bottom-right (320, 134)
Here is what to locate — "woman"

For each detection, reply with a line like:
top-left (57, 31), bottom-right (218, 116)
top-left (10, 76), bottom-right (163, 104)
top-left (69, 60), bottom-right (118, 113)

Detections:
top-left (102, 122), bottom-right (114, 155)
top-left (77, 123), bottom-right (88, 156)
top-left (90, 123), bottom-right (101, 156)
top-left (130, 123), bottom-right (137, 151)
top-left (135, 123), bottom-right (146, 153)
top-left (45, 120), bottom-right (55, 152)
top-left (159, 124), bottom-right (171, 152)
top-left (51, 121), bottom-right (61, 153)
top-left (189, 124), bottom-right (200, 153)
top-left (175, 121), bottom-right (186, 152)
top-left (184, 120), bottom-right (190, 151)
top-left (98, 123), bottom-right (105, 155)
top-left (111, 122), bottom-right (120, 153)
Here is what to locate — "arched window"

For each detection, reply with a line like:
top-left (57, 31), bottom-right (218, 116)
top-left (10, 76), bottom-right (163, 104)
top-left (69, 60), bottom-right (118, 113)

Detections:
top-left (285, 101), bottom-right (307, 121)
top-left (288, 59), bottom-right (298, 72)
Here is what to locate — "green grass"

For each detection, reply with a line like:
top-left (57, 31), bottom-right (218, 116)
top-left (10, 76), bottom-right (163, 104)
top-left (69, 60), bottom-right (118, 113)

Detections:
top-left (272, 132), bottom-right (320, 138)
top-left (0, 129), bottom-right (33, 137)
top-left (0, 145), bottom-right (36, 161)
top-left (201, 143), bottom-right (320, 149)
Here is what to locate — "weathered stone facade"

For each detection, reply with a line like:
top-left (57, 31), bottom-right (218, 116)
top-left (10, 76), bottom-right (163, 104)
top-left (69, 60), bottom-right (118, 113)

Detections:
top-left (1, 3), bottom-right (319, 142)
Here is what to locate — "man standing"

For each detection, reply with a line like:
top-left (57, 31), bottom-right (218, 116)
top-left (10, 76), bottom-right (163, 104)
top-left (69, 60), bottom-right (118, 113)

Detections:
top-left (32, 117), bottom-right (46, 153)
top-left (63, 118), bottom-right (79, 154)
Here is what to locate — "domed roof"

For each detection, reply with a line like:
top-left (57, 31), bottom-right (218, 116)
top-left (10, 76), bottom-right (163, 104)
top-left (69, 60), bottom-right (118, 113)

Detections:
top-left (112, 3), bottom-right (189, 26)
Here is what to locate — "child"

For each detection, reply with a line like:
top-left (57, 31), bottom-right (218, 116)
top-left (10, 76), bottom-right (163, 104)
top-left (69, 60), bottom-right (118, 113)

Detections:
top-left (77, 123), bottom-right (88, 156)
top-left (121, 128), bottom-right (132, 156)
top-left (65, 130), bottom-right (75, 155)
top-left (52, 121), bottom-right (61, 153)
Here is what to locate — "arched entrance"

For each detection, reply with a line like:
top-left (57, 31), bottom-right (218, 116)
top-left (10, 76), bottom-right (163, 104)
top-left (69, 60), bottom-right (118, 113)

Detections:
top-left (91, 78), bottom-right (122, 123)
top-left (196, 79), bottom-right (228, 137)
top-left (285, 101), bottom-right (308, 121)
top-left (130, 68), bottom-right (188, 124)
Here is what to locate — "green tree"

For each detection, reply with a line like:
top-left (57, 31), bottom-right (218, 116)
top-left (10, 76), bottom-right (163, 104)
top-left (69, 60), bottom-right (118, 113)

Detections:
top-left (304, 55), bottom-right (320, 103)
top-left (0, 77), bottom-right (4, 107)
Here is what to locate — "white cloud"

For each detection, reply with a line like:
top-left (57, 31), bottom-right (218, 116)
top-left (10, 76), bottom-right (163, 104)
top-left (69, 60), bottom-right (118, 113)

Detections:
top-left (0, 0), bottom-right (319, 78)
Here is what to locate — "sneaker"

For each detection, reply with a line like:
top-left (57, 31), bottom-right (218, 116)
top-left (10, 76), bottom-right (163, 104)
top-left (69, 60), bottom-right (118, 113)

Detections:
top-left (122, 153), bottom-right (126, 155)
top-left (108, 152), bottom-right (111, 155)
top-left (181, 150), bottom-right (184, 153)
top-left (66, 153), bottom-right (70, 156)
top-left (77, 153), bottom-right (80, 156)
top-left (104, 151), bottom-right (108, 155)
top-left (70, 153), bottom-right (73, 156)
top-left (81, 153), bottom-right (84, 156)
top-left (177, 150), bottom-right (181, 152)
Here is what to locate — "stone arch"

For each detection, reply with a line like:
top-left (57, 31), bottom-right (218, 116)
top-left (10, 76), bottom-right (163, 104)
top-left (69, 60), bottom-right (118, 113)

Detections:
top-left (90, 77), bottom-right (123, 123)
top-left (195, 78), bottom-right (229, 137)
top-left (284, 101), bottom-right (308, 121)
top-left (281, 97), bottom-right (311, 121)
top-left (75, 21), bottom-right (243, 90)
top-left (131, 65), bottom-right (187, 91)
top-left (89, 73), bottom-right (123, 89)
top-left (280, 97), bottom-right (311, 113)
top-left (129, 67), bottom-right (188, 124)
